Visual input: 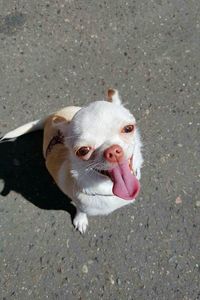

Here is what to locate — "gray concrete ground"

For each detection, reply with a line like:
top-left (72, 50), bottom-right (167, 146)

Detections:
top-left (0, 0), bottom-right (200, 299)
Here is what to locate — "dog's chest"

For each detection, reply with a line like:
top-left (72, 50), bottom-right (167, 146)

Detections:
top-left (76, 192), bottom-right (134, 216)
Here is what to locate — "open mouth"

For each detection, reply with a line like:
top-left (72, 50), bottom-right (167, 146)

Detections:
top-left (94, 157), bottom-right (133, 177)
top-left (94, 156), bottom-right (140, 200)
top-left (95, 169), bottom-right (109, 177)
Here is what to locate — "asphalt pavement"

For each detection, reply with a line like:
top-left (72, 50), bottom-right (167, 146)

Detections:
top-left (0, 0), bottom-right (200, 299)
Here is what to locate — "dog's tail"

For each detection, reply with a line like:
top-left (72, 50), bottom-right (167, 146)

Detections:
top-left (0, 117), bottom-right (46, 142)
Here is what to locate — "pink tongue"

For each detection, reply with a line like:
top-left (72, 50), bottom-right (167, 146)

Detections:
top-left (108, 161), bottom-right (140, 200)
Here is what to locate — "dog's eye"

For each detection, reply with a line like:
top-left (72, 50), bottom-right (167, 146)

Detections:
top-left (76, 146), bottom-right (91, 157)
top-left (121, 125), bottom-right (135, 133)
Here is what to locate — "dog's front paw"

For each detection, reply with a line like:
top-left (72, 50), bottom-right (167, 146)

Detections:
top-left (73, 211), bottom-right (88, 234)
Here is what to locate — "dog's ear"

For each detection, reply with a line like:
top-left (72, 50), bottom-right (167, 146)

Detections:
top-left (52, 115), bottom-right (67, 125)
top-left (52, 115), bottom-right (70, 134)
top-left (51, 114), bottom-right (68, 127)
top-left (107, 89), bottom-right (121, 105)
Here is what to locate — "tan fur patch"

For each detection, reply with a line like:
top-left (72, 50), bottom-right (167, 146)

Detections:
top-left (45, 145), bottom-right (69, 183)
top-left (107, 88), bottom-right (115, 102)
top-left (43, 106), bottom-right (81, 188)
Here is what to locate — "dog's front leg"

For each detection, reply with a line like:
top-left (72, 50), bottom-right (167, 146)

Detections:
top-left (73, 209), bottom-right (88, 234)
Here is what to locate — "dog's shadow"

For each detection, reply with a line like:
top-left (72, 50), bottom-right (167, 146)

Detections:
top-left (0, 131), bottom-right (76, 219)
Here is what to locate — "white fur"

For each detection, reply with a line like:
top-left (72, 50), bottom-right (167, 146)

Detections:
top-left (2, 90), bottom-right (143, 233)
top-left (63, 94), bottom-right (143, 232)
top-left (73, 210), bottom-right (88, 234)
top-left (110, 89), bottom-right (121, 105)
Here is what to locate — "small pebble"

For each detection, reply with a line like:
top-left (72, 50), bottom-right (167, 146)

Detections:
top-left (82, 264), bottom-right (88, 274)
top-left (109, 274), bottom-right (115, 285)
top-left (175, 196), bottom-right (182, 204)
top-left (195, 201), bottom-right (200, 207)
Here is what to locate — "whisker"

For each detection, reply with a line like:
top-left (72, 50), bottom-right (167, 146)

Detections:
top-left (87, 162), bottom-right (105, 171)
top-left (64, 134), bottom-right (80, 140)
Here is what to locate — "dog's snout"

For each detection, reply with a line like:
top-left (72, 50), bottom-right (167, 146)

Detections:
top-left (104, 145), bottom-right (124, 163)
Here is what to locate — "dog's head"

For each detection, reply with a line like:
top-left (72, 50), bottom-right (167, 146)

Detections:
top-left (66, 89), bottom-right (140, 200)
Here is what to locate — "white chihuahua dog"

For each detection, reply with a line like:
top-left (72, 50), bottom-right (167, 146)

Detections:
top-left (1, 89), bottom-right (143, 233)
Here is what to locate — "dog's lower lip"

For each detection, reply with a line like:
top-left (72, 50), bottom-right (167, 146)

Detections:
top-left (94, 169), bottom-right (110, 177)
